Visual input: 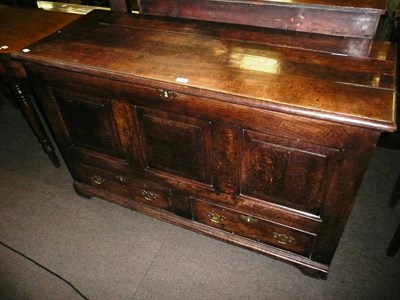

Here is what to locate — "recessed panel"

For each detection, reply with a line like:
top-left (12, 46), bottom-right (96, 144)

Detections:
top-left (53, 89), bottom-right (123, 158)
top-left (241, 130), bottom-right (338, 214)
top-left (138, 108), bottom-right (212, 183)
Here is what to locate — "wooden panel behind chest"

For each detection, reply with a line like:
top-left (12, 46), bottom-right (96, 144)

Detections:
top-left (138, 0), bottom-right (385, 38)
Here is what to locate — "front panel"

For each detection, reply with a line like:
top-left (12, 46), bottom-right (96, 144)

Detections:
top-left (241, 129), bottom-right (339, 215)
top-left (53, 88), bottom-right (123, 158)
top-left (136, 107), bottom-right (212, 184)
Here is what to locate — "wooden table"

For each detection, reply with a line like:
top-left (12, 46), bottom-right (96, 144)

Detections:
top-left (0, 5), bottom-right (81, 167)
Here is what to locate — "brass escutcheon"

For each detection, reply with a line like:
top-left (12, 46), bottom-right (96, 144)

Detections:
top-left (239, 214), bottom-right (258, 224)
top-left (90, 174), bottom-right (107, 185)
top-left (207, 211), bottom-right (226, 224)
top-left (272, 232), bottom-right (295, 245)
top-left (157, 89), bottom-right (176, 102)
top-left (141, 190), bottom-right (158, 201)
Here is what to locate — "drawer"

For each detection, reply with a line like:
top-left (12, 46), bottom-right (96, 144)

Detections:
top-left (191, 199), bottom-right (315, 256)
top-left (76, 164), bottom-right (172, 210)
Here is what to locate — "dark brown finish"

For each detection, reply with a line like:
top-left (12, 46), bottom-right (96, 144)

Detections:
top-left (138, 0), bottom-right (385, 38)
top-left (138, 107), bottom-right (212, 183)
top-left (75, 163), bottom-right (173, 210)
top-left (0, 5), bottom-right (80, 167)
top-left (241, 129), bottom-right (339, 215)
top-left (12, 10), bottom-right (396, 278)
top-left (191, 198), bottom-right (316, 256)
top-left (0, 5), bottom-right (80, 54)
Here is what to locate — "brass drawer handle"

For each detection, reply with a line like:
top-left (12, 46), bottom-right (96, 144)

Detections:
top-left (115, 175), bottom-right (129, 185)
top-left (157, 89), bottom-right (176, 102)
top-left (90, 174), bottom-right (107, 185)
top-left (141, 190), bottom-right (158, 202)
top-left (273, 232), bottom-right (295, 245)
top-left (207, 211), bottom-right (226, 224)
top-left (239, 214), bottom-right (258, 224)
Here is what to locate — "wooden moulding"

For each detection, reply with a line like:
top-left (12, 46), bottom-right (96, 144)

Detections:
top-left (137, 0), bottom-right (386, 38)
top-left (73, 181), bottom-right (330, 279)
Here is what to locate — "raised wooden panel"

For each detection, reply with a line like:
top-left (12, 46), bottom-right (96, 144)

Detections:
top-left (241, 130), bottom-right (339, 215)
top-left (52, 89), bottom-right (124, 158)
top-left (137, 107), bottom-right (212, 184)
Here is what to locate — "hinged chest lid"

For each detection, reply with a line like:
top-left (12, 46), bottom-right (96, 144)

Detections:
top-left (12, 10), bottom-right (396, 132)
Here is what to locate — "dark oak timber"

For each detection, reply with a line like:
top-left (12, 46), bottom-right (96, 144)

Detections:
top-left (138, 0), bottom-right (386, 38)
top-left (12, 9), bottom-right (397, 279)
top-left (0, 5), bottom-right (80, 167)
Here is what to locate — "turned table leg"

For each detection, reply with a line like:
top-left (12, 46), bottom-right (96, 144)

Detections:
top-left (7, 79), bottom-right (61, 168)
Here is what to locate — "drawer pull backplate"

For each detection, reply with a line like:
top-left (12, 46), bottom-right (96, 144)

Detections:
top-left (90, 174), bottom-right (107, 185)
top-left (273, 232), bottom-right (295, 244)
top-left (207, 211), bottom-right (226, 224)
top-left (239, 214), bottom-right (259, 224)
top-left (141, 190), bottom-right (158, 201)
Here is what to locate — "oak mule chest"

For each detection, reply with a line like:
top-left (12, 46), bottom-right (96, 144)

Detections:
top-left (13, 9), bottom-right (396, 278)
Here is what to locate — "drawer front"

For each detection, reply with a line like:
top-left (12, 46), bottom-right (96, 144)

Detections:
top-left (76, 164), bottom-right (172, 210)
top-left (192, 199), bottom-right (315, 256)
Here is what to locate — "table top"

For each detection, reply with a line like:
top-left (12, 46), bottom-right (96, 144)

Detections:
top-left (0, 5), bottom-right (81, 54)
top-left (12, 10), bottom-right (397, 132)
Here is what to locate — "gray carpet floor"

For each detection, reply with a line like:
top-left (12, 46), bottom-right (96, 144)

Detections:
top-left (1, 100), bottom-right (399, 300)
